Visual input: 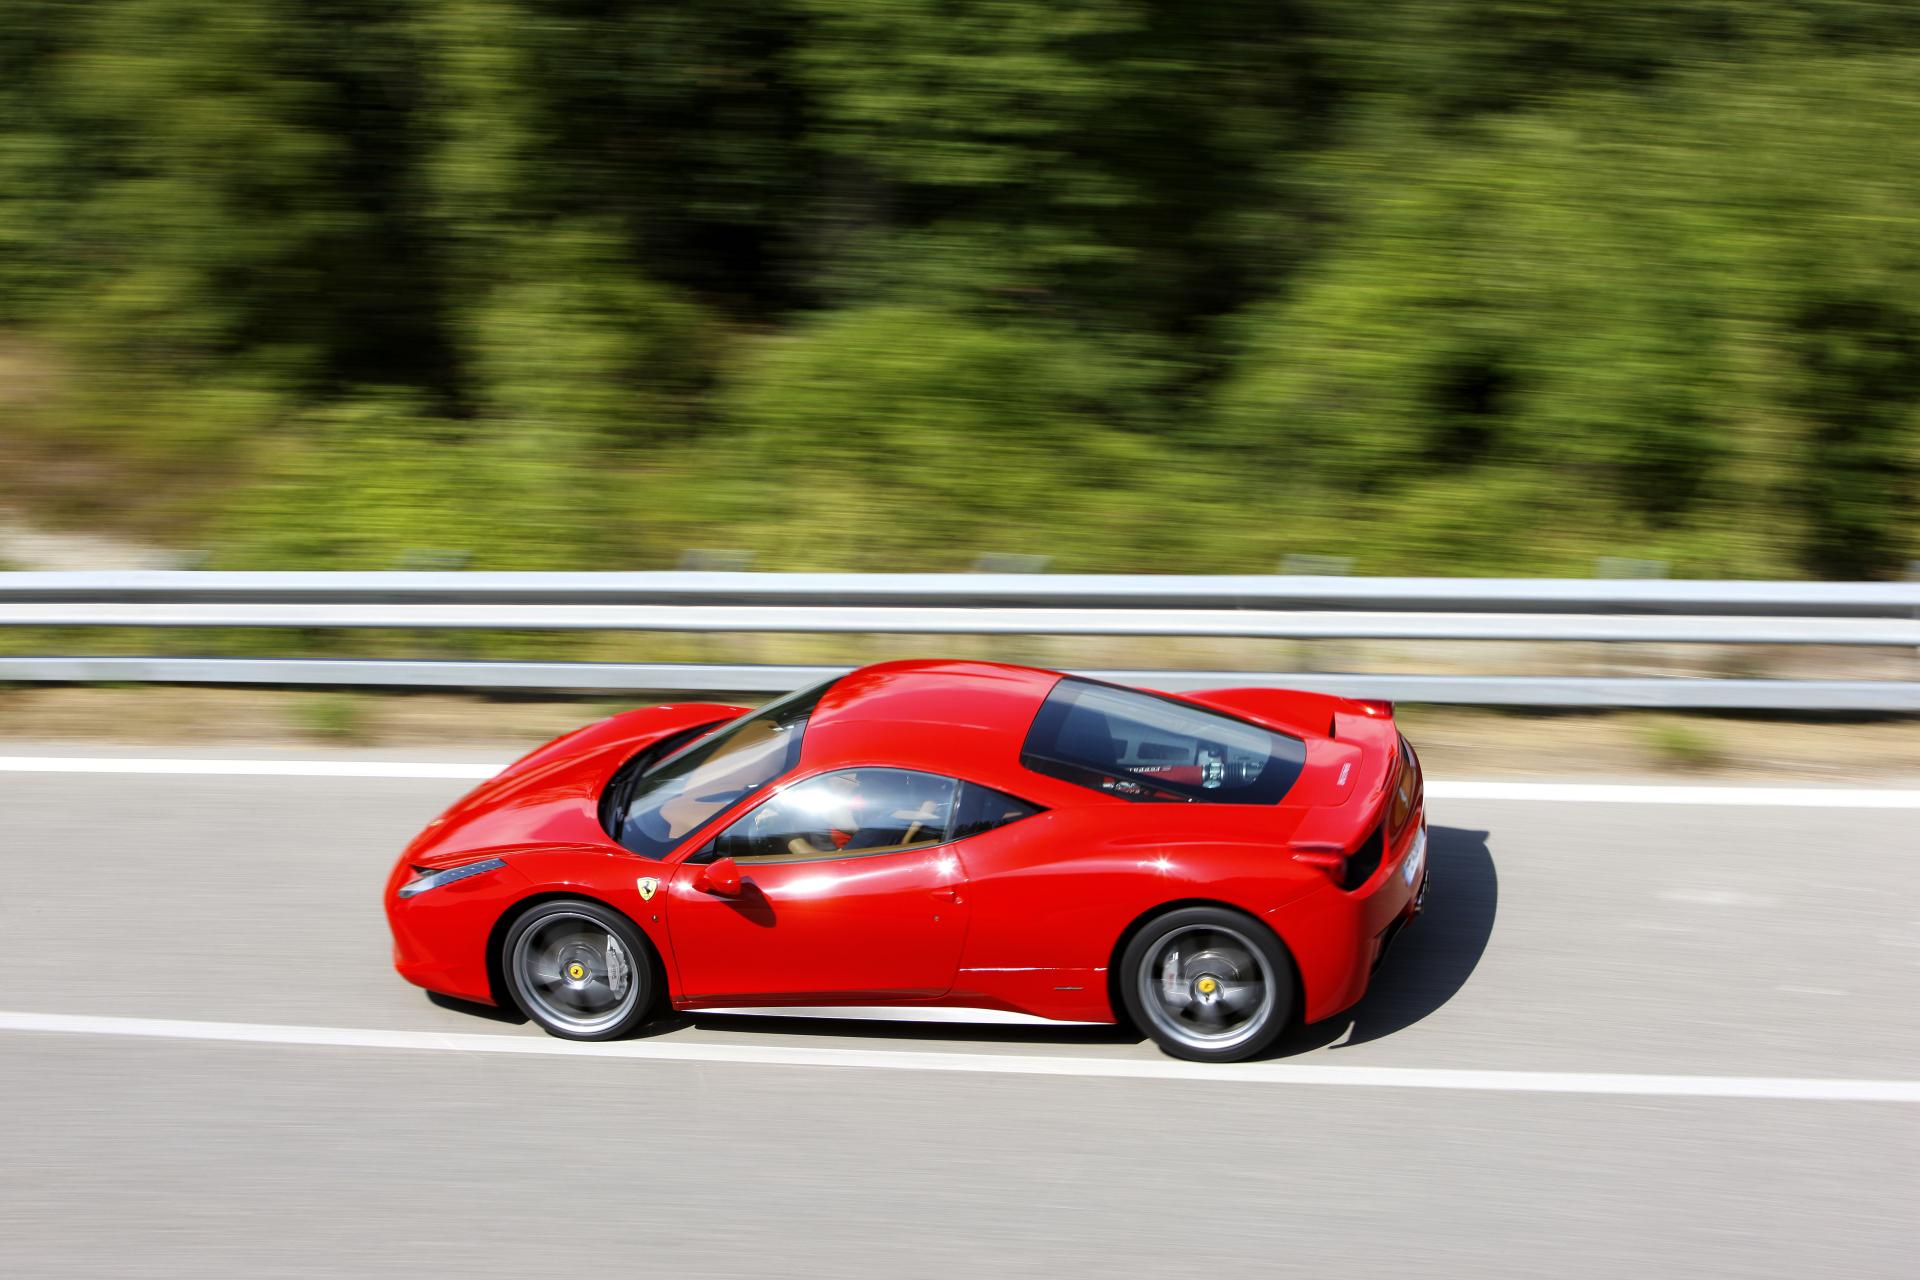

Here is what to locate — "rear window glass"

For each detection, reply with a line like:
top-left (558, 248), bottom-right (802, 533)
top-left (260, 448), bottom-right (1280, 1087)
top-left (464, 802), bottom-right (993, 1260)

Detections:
top-left (1020, 679), bottom-right (1306, 804)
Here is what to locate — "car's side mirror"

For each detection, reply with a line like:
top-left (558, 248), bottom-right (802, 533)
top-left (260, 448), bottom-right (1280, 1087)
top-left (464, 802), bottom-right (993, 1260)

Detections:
top-left (694, 856), bottom-right (742, 898)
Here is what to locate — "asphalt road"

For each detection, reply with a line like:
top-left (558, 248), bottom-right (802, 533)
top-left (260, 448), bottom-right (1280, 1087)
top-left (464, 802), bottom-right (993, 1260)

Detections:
top-left (2, 756), bottom-right (1916, 1278)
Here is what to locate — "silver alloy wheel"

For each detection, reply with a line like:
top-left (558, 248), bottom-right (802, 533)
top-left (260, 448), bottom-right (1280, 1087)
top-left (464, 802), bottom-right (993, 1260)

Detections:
top-left (1136, 923), bottom-right (1277, 1054)
top-left (511, 911), bottom-right (639, 1036)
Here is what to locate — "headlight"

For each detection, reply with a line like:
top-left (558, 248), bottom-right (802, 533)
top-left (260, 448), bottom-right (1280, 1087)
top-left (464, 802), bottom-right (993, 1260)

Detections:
top-left (1401, 827), bottom-right (1427, 886)
top-left (397, 857), bottom-right (507, 899)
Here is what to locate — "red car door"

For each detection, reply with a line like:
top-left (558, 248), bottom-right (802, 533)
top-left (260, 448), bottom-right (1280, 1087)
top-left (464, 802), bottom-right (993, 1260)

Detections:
top-left (664, 768), bottom-right (972, 1003)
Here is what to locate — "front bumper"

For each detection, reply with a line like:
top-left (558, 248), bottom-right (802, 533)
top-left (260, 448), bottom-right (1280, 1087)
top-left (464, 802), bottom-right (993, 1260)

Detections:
top-left (385, 858), bottom-right (531, 1004)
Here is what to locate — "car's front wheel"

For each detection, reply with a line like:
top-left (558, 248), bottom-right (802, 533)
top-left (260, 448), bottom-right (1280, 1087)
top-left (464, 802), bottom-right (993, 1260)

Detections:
top-left (1120, 907), bottom-right (1294, 1063)
top-left (501, 899), bottom-right (657, 1041)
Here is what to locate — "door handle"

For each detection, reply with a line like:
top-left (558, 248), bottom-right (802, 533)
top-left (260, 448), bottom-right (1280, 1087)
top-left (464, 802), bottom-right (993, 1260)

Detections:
top-left (931, 887), bottom-right (962, 905)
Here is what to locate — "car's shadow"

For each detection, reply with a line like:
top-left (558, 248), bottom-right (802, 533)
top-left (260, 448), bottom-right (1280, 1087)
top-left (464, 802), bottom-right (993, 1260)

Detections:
top-left (426, 991), bottom-right (1142, 1046)
top-left (428, 990), bottom-right (528, 1025)
top-left (426, 824), bottom-right (1497, 1055)
top-left (1264, 824), bottom-right (1497, 1059)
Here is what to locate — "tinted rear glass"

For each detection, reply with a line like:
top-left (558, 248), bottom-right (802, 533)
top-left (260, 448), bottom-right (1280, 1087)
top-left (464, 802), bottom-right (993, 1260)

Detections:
top-left (1021, 679), bottom-right (1306, 804)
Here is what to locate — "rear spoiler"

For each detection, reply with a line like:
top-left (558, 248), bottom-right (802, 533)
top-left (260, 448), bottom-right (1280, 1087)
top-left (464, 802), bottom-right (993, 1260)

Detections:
top-left (1171, 687), bottom-right (1392, 739)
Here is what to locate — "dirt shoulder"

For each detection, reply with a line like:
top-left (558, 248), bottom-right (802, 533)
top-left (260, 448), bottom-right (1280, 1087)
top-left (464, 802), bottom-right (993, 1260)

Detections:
top-left (1, 684), bottom-right (1917, 783)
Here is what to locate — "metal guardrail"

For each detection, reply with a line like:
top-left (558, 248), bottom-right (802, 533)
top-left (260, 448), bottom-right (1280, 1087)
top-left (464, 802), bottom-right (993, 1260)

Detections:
top-left (5, 570), bottom-right (1919, 613)
top-left (2, 602), bottom-right (1913, 644)
top-left (0, 657), bottom-right (1912, 710)
top-left (0, 572), bottom-right (1914, 709)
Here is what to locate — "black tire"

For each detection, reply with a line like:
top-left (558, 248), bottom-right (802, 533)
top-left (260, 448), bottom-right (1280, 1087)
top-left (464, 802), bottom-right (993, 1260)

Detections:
top-left (501, 898), bottom-right (658, 1041)
top-left (1119, 906), bottom-right (1295, 1063)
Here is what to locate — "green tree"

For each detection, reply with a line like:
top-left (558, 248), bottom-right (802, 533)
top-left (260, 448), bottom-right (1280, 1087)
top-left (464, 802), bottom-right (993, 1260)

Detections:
top-left (2, 1), bottom-right (1917, 579)
top-left (1217, 58), bottom-right (1920, 576)
top-left (716, 302), bottom-right (1173, 567)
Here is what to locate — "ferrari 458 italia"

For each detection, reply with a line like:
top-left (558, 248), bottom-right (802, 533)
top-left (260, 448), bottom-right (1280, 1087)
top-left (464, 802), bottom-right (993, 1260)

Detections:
top-left (386, 660), bottom-right (1429, 1062)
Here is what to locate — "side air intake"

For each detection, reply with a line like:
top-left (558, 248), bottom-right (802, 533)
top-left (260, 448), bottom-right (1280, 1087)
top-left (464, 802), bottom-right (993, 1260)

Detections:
top-left (1341, 820), bottom-right (1385, 891)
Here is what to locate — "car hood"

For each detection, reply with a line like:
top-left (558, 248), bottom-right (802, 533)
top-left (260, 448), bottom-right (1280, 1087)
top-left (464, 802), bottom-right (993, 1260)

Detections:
top-left (401, 702), bottom-right (746, 868)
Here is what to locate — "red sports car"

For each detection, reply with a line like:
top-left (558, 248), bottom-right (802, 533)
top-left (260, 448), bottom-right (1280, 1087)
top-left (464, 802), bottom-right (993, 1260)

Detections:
top-left (385, 660), bottom-right (1428, 1062)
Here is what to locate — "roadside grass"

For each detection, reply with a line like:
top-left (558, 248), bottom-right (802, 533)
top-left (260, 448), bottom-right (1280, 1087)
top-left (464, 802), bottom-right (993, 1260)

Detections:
top-left (1637, 717), bottom-right (1724, 771)
top-left (297, 692), bottom-right (373, 744)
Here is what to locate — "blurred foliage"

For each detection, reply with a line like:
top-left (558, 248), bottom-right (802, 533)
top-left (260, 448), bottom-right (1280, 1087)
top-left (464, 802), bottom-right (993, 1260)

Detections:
top-left (0, 0), bottom-right (1916, 576)
top-left (1638, 717), bottom-right (1724, 771)
top-left (213, 392), bottom-right (611, 569)
top-left (295, 690), bottom-right (373, 744)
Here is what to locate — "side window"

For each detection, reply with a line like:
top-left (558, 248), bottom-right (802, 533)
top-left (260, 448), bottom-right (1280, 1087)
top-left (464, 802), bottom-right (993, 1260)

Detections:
top-left (711, 768), bottom-right (958, 863)
top-left (951, 780), bottom-right (1041, 840)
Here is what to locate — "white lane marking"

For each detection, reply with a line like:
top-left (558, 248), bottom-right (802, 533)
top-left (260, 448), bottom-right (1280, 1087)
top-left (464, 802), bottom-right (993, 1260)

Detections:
top-left (1, 757), bottom-right (1918, 807)
top-left (1, 1010), bottom-right (1916, 1102)
top-left (1427, 781), bottom-right (1920, 808)
top-left (0, 756), bottom-right (499, 780)
top-left (1658, 889), bottom-right (1779, 908)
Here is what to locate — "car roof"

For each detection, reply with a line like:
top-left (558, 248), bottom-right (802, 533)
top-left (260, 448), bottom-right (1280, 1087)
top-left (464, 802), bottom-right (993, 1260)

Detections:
top-left (812, 659), bottom-right (1059, 732)
top-left (791, 659), bottom-right (1357, 806)
top-left (796, 660), bottom-right (1065, 786)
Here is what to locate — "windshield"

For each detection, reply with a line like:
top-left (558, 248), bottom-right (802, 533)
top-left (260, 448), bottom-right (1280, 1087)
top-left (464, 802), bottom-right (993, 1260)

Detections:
top-left (609, 679), bottom-right (835, 858)
top-left (1021, 678), bottom-right (1306, 804)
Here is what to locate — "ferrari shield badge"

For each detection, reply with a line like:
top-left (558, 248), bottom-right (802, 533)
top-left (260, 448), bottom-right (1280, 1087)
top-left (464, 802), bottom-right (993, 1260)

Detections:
top-left (637, 876), bottom-right (658, 902)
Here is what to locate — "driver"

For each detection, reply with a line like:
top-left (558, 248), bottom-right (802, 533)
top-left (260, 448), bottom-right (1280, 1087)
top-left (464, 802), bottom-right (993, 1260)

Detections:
top-left (782, 772), bottom-right (949, 856)
top-left (787, 771), bottom-right (866, 856)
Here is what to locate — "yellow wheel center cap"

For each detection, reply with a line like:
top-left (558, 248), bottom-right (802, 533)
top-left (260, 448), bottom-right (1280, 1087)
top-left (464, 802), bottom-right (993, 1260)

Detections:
top-left (1196, 976), bottom-right (1219, 996)
top-left (567, 962), bottom-right (587, 981)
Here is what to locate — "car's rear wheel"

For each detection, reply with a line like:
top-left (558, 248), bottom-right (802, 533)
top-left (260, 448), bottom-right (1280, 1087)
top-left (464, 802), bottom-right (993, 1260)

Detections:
top-left (502, 899), bottom-right (656, 1041)
top-left (1120, 907), bottom-right (1294, 1063)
